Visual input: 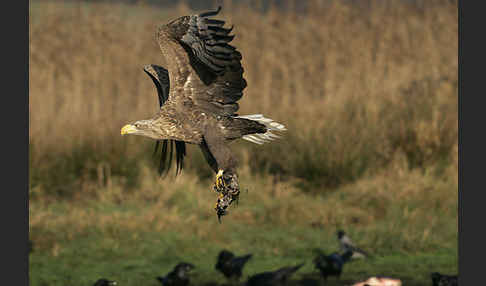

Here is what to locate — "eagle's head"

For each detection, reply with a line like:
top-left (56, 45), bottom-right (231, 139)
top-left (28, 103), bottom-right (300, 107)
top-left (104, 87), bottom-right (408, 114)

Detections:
top-left (121, 120), bottom-right (160, 140)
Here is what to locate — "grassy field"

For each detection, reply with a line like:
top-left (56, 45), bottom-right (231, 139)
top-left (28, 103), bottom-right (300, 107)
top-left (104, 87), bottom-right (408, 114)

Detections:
top-left (29, 0), bottom-right (458, 285)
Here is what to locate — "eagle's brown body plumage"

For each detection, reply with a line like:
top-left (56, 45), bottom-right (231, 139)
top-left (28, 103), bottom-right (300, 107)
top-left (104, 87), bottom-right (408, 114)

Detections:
top-left (121, 7), bottom-right (286, 219)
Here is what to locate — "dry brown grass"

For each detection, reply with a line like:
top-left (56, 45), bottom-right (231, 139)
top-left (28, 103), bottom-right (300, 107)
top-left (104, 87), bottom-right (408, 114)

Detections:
top-left (29, 0), bottom-right (457, 193)
top-left (29, 150), bottom-right (457, 255)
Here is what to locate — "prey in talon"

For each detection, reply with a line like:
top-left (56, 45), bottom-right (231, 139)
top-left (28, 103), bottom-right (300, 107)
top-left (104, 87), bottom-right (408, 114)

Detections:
top-left (120, 7), bottom-right (286, 220)
top-left (214, 170), bottom-right (241, 221)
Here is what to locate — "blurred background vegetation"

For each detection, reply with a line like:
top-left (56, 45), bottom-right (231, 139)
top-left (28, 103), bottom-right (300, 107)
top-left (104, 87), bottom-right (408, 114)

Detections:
top-left (29, 0), bottom-right (458, 285)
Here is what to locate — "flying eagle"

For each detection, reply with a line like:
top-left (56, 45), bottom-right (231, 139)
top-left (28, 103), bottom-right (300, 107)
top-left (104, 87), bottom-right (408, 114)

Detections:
top-left (121, 7), bottom-right (286, 220)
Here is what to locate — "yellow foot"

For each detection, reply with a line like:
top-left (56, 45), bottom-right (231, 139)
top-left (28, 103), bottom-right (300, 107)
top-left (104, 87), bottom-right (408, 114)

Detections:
top-left (215, 169), bottom-right (225, 190)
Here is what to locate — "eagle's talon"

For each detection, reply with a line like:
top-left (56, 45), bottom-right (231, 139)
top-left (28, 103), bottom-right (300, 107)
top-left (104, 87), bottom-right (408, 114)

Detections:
top-left (215, 169), bottom-right (225, 190)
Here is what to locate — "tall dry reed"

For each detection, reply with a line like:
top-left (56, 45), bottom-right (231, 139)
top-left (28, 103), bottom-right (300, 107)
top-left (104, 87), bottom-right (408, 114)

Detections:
top-left (29, 0), bottom-right (458, 196)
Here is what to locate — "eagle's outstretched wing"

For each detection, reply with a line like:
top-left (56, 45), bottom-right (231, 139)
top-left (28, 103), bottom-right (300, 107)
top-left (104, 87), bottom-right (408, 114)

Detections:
top-left (155, 7), bottom-right (258, 219)
top-left (143, 64), bottom-right (186, 176)
top-left (157, 6), bottom-right (247, 116)
top-left (143, 64), bottom-right (170, 106)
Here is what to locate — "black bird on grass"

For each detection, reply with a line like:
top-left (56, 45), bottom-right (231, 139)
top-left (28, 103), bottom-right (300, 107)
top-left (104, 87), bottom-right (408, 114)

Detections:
top-left (337, 230), bottom-right (369, 259)
top-left (313, 249), bottom-right (353, 281)
top-left (157, 262), bottom-right (196, 286)
top-left (431, 272), bottom-right (458, 286)
top-left (93, 279), bottom-right (117, 286)
top-left (215, 250), bottom-right (253, 281)
top-left (246, 263), bottom-right (304, 286)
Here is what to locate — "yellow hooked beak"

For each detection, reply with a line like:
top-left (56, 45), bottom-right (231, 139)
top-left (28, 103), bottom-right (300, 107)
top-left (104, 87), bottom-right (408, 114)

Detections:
top-left (121, 124), bottom-right (137, 135)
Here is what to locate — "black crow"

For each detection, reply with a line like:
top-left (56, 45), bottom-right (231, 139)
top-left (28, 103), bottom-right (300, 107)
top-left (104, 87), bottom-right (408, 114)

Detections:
top-left (431, 272), bottom-right (458, 286)
top-left (337, 230), bottom-right (369, 259)
top-left (246, 263), bottom-right (304, 286)
top-left (93, 278), bottom-right (117, 286)
top-left (313, 249), bottom-right (353, 281)
top-left (157, 262), bottom-right (196, 286)
top-left (215, 250), bottom-right (253, 281)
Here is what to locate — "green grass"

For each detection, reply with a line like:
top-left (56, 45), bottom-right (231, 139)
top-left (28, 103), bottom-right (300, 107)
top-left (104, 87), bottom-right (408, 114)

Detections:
top-left (29, 161), bottom-right (458, 286)
top-left (29, 223), bottom-right (457, 286)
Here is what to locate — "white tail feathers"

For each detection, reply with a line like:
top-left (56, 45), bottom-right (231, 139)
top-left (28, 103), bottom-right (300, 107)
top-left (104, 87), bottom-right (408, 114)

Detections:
top-left (236, 114), bottom-right (286, 145)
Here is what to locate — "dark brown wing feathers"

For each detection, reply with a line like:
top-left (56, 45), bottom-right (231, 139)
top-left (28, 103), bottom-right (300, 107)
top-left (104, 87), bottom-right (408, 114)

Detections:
top-left (180, 7), bottom-right (242, 75)
top-left (150, 7), bottom-right (249, 175)
top-left (166, 6), bottom-right (247, 116)
top-left (144, 64), bottom-right (186, 176)
top-left (143, 64), bottom-right (170, 106)
top-left (174, 141), bottom-right (186, 175)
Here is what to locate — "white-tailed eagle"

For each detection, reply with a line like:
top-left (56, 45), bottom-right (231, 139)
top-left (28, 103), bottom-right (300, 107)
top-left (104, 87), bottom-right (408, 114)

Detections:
top-left (121, 7), bottom-right (286, 220)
